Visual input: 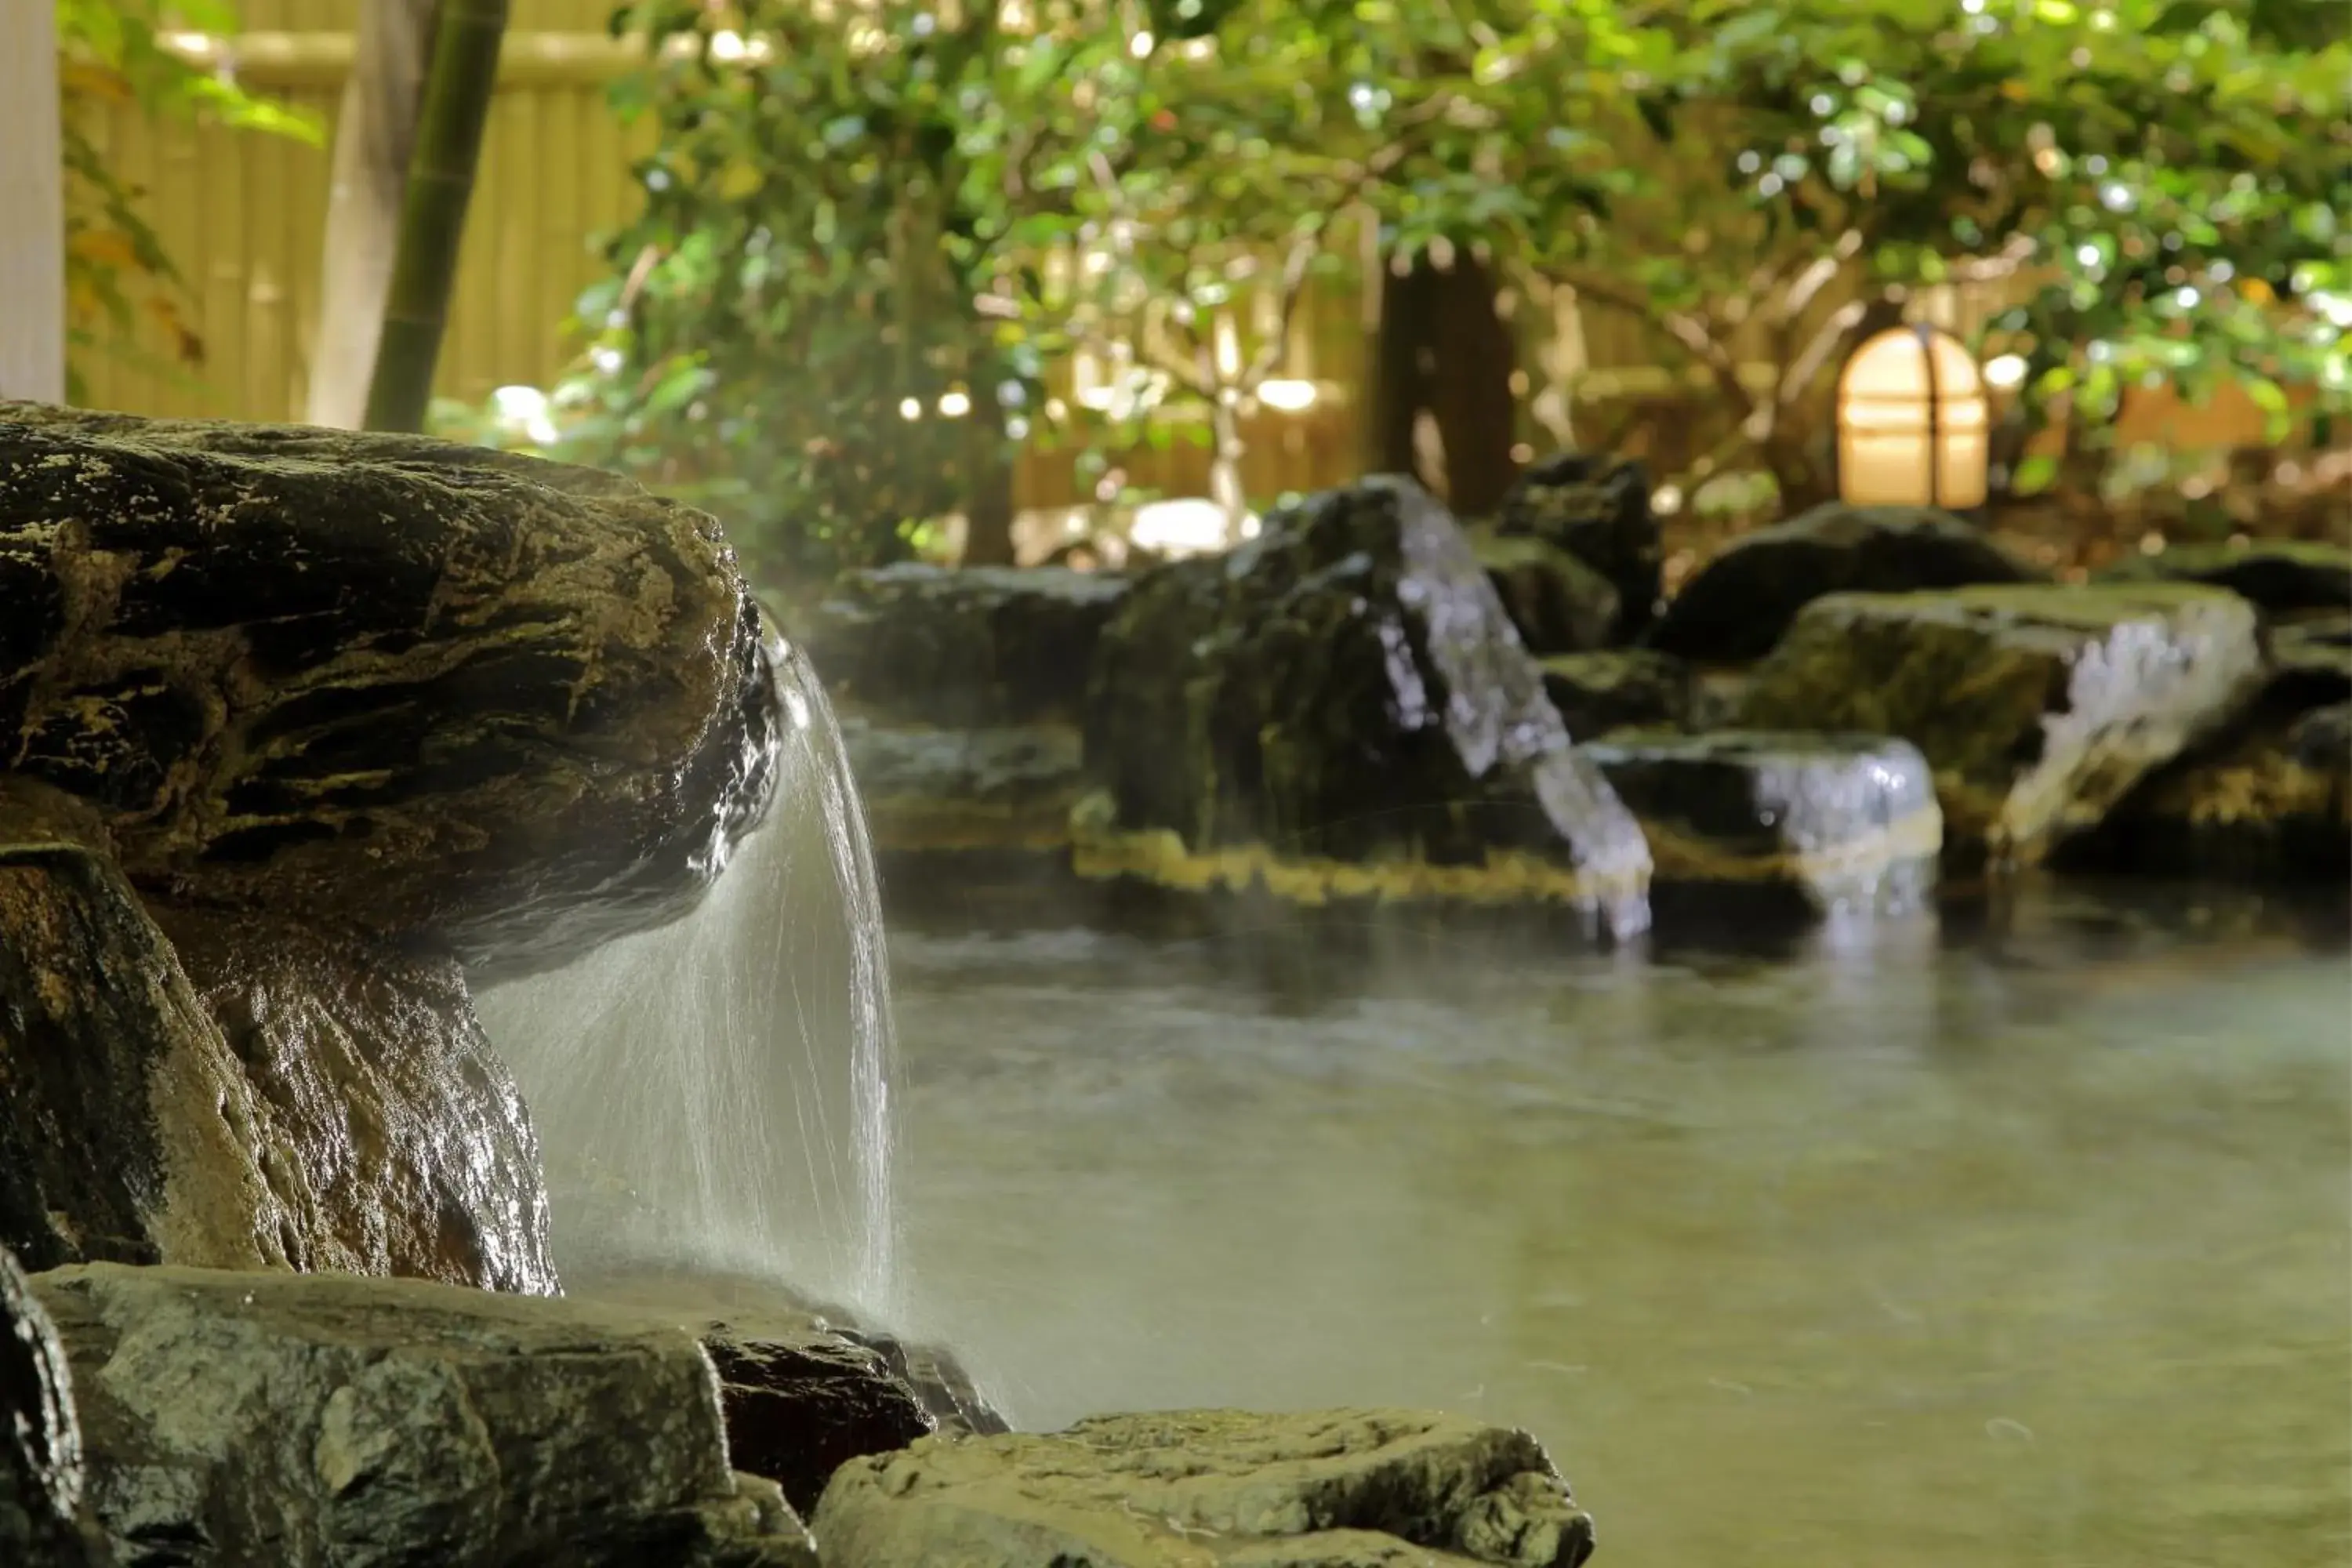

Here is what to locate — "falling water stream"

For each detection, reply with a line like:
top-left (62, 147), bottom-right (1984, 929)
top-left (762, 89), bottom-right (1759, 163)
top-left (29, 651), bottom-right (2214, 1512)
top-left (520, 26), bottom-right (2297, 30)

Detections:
top-left (474, 630), bottom-right (901, 1320)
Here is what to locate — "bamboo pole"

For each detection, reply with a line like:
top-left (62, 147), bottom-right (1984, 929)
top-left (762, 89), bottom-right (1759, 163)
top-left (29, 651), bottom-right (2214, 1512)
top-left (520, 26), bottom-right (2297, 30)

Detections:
top-left (307, 0), bottom-right (438, 429)
top-left (0, 0), bottom-right (66, 403)
top-left (363, 0), bottom-right (510, 434)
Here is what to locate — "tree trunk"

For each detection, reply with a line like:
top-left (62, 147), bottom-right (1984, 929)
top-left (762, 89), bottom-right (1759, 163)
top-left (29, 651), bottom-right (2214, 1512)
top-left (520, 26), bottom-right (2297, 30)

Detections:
top-left (0, 0), bottom-right (64, 404)
top-left (958, 400), bottom-right (1018, 566)
top-left (364, 0), bottom-right (509, 434)
top-left (307, 0), bottom-right (438, 429)
top-left (1362, 251), bottom-right (1520, 515)
top-left (1426, 253), bottom-right (1520, 518)
top-left (1363, 259), bottom-right (1436, 479)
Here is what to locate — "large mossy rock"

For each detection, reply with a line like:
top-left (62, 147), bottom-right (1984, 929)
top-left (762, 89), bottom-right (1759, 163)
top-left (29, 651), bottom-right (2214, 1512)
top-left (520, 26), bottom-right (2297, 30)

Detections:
top-left (1077, 477), bottom-right (1652, 927)
top-left (1582, 730), bottom-right (1941, 917)
top-left (1, 782), bottom-right (555, 1294)
top-left (1735, 583), bottom-right (2264, 865)
top-left (2, 1245), bottom-right (109, 1567)
top-left (2056, 711), bottom-right (2350, 882)
top-left (1647, 503), bottom-right (2044, 664)
top-left (2096, 539), bottom-right (2352, 616)
top-left (1537, 650), bottom-right (1693, 740)
top-left (797, 564), bottom-right (1129, 727)
top-left (1496, 452), bottom-right (1661, 640)
top-left (31, 1264), bottom-right (819, 1568)
top-left (812, 1409), bottom-right (1596, 1568)
top-left (0, 407), bottom-right (781, 978)
top-left (1472, 533), bottom-right (1621, 654)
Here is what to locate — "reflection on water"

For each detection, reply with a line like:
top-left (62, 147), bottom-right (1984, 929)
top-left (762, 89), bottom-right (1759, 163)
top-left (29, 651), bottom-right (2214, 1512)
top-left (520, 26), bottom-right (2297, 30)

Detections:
top-left (887, 881), bottom-right (2351, 1567)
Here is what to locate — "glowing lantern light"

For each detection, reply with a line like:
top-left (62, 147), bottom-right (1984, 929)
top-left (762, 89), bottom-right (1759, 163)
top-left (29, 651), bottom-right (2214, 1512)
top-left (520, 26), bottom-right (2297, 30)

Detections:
top-left (1835, 323), bottom-right (1990, 510)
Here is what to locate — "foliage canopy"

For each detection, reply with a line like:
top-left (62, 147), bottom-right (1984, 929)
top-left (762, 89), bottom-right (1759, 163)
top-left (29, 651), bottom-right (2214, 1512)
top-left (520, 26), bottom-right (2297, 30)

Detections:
top-left (528, 0), bottom-right (2349, 576)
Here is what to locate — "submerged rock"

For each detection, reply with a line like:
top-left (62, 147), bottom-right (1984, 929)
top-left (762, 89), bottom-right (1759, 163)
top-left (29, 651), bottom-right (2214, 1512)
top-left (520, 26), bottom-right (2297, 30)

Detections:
top-left (2096, 539), bottom-right (2352, 616)
top-left (30, 1264), bottom-right (818, 1568)
top-left (1736, 583), bottom-right (2263, 865)
top-left (1582, 730), bottom-right (1940, 916)
top-left (0, 406), bottom-right (781, 979)
top-left (1496, 452), bottom-right (1661, 640)
top-left (2, 1245), bottom-right (108, 1567)
top-left (1473, 533), bottom-right (1621, 655)
top-left (813, 1408), bottom-right (1596, 1568)
top-left (840, 717), bottom-right (1086, 855)
top-left (797, 564), bottom-right (1131, 727)
top-left (1537, 650), bottom-right (1693, 740)
top-left (1077, 477), bottom-right (1651, 925)
top-left (1647, 503), bottom-right (2043, 664)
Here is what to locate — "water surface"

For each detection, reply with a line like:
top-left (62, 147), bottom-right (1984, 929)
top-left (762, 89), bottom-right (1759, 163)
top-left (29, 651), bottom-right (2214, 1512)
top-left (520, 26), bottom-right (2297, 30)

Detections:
top-left (887, 882), bottom-right (2350, 1567)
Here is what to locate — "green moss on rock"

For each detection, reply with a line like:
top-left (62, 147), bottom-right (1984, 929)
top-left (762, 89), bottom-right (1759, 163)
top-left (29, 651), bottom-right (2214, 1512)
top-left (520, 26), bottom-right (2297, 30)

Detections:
top-left (1537, 649), bottom-right (1694, 739)
top-left (1734, 583), bottom-right (2264, 865)
top-left (1080, 477), bottom-right (1652, 926)
top-left (2096, 539), bottom-right (2352, 615)
top-left (1581, 729), bottom-right (1942, 913)
top-left (1647, 503), bottom-right (2044, 664)
top-left (1473, 531), bottom-right (1622, 653)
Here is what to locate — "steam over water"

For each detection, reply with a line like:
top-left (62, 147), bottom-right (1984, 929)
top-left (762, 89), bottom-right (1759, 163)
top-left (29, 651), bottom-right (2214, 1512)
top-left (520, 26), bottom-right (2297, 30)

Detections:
top-left (474, 634), bottom-right (899, 1319)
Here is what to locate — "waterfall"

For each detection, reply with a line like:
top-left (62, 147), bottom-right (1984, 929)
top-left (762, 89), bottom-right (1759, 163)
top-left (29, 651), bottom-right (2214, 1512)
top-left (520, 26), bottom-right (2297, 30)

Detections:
top-left (474, 626), bottom-right (900, 1319)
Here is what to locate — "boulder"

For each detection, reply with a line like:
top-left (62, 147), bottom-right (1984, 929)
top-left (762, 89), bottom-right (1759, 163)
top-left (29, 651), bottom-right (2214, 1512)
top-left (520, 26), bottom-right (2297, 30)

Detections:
top-left (154, 913), bottom-right (555, 1295)
top-left (796, 564), bottom-right (1131, 727)
top-left (0, 406), bottom-right (782, 979)
top-left (840, 718), bottom-right (1086, 855)
top-left (3, 1245), bottom-right (109, 1567)
top-left (1496, 452), bottom-right (1661, 639)
top-left (2267, 613), bottom-right (2352, 710)
top-left (2, 804), bottom-right (296, 1277)
top-left (1472, 534), bottom-right (1621, 655)
top-left (1537, 651), bottom-right (1693, 740)
top-left (704, 1333), bottom-right (935, 1516)
top-left (1735, 583), bottom-right (2264, 865)
top-left (1581, 730), bottom-right (1941, 916)
top-left (2096, 539), bottom-right (2352, 616)
top-left (2, 779), bottom-right (554, 1294)
top-left (1646, 503), bottom-right (2043, 664)
top-left (2056, 716), bottom-right (2350, 883)
top-left (812, 1409), bottom-right (1596, 1568)
top-left (834, 1327), bottom-right (1011, 1441)
top-left (29, 1264), bottom-right (818, 1568)
top-left (1076, 477), bottom-right (1651, 929)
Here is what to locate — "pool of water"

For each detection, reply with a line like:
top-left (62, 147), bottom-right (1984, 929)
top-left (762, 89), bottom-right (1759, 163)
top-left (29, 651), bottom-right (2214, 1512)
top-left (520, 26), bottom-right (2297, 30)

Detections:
top-left (885, 880), bottom-right (2351, 1566)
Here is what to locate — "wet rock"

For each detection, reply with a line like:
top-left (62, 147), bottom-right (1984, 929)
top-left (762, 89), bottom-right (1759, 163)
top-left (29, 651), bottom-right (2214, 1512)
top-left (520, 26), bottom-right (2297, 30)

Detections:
top-left (0, 405), bottom-right (780, 980)
top-left (29, 1263), bottom-right (818, 1568)
top-left (835, 1327), bottom-right (1011, 1440)
top-left (2056, 717), bottom-right (2350, 883)
top-left (797, 564), bottom-right (1131, 727)
top-left (1736, 583), bottom-right (2264, 865)
top-left (1537, 650), bottom-right (1693, 740)
top-left (1582, 730), bottom-right (1940, 916)
top-left (703, 1333), bottom-right (935, 1517)
top-left (0, 804), bottom-right (292, 1276)
top-left (2096, 539), bottom-right (2352, 616)
top-left (153, 914), bottom-right (555, 1296)
top-left (3, 1245), bottom-right (109, 1567)
top-left (813, 1408), bottom-right (1595, 1568)
top-left (1647, 503), bottom-right (2044, 664)
top-left (1472, 534), bottom-right (1621, 654)
top-left (2267, 614), bottom-right (2352, 709)
top-left (1078, 477), bottom-right (1651, 927)
top-left (1496, 452), bottom-right (1661, 640)
top-left (841, 717), bottom-right (1086, 855)
top-left (2292, 700), bottom-right (2351, 769)
top-left (2, 779), bottom-right (553, 1294)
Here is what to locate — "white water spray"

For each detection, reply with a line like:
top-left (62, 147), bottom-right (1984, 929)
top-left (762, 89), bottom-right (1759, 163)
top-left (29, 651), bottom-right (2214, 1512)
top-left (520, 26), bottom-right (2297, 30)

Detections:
top-left (474, 630), bottom-right (900, 1319)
